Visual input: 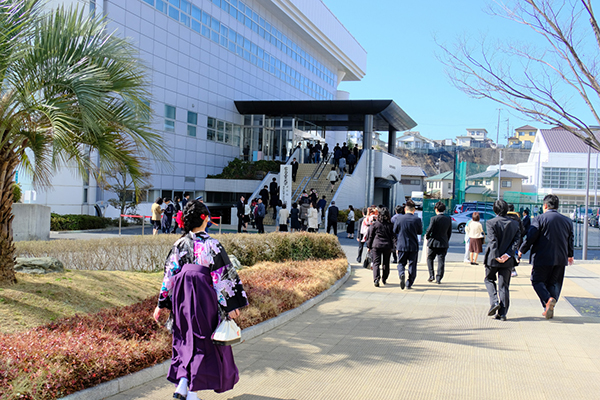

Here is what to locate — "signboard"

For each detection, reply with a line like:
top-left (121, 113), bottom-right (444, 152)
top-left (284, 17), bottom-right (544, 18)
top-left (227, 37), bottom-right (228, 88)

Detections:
top-left (280, 165), bottom-right (292, 209)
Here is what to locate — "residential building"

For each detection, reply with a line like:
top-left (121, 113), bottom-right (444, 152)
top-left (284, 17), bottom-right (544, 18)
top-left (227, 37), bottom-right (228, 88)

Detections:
top-left (466, 169), bottom-right (527, 200)
top-left (457, 128), bottom-right (495, 148)
top-left (515, 125), bottom-right (537, 148)
top-left (425, 171), bottom-right (454, 199)
top-left (396, 131), bottom-right (436, 152)
top-left (400, 165), bottom-right (427, 196)
top-left (21, 0), bottom-right (418, 217)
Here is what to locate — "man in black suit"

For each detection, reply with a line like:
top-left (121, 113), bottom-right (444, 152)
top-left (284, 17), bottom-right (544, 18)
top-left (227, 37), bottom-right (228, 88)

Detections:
top-left (327, 201), bottom-right (339, 235)
top-left (519, 194), bottom-right (574, 319)
top-left (484, 200), bottom-right (521, 321)
top-left (236, 195), bottom-right (245, 233)
top-left (522, 209), bottom-right (531, 235)
top-left (425, 202), bottom-right (452, 284)
top-left (259, 185), bottom-right (269, 206)
top-left (291, 157), bottom-right (299, 182)
top-left (394, 200), bottom-right (423, 289)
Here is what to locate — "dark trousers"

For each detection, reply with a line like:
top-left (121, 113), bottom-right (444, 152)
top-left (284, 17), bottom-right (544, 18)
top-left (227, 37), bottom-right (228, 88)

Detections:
top-left (531, 264), bottom-right (566, 308)
top-left (292, 172), bottom-right (297, 182)
top-left (161, 215), bottom-right (172, 233)
top-left (427, 247), bottom-right (447, 282)
top-left (256, 217), bottom-right (264, 233)
top-left (484, 266), bottom-right (512, 316)
top-left (398, 250), bottom-right (419, 287)
top-left (372, 248), bottom-right (392, 284)
top-left (237, 215), bottom-right (243, 233)
top-left (327, 220), bottom-right (338, 235)
top-left (357, 235), bottom-right (366, 261)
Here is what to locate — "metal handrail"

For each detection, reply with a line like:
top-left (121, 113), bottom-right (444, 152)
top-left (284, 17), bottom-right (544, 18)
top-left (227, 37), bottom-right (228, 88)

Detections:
top-left (291, 176), bottom-right (309, 201)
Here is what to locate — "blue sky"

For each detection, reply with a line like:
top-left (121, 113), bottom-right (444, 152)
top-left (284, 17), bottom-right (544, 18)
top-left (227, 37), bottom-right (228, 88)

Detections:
top-left (323, 0), bottom-right (563, 143)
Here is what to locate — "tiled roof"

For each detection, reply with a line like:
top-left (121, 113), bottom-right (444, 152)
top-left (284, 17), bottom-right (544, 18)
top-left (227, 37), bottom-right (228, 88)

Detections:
top-left (401, 166), bottom-right (427, 177)
top-left (425, 171), bottom-right (453, 181)
top-left (540, 129), bottom-right (600, 153)
top-left (516, 125), bottom-right (537, 130)
top-left (465, 185), bottom-right (492, 195)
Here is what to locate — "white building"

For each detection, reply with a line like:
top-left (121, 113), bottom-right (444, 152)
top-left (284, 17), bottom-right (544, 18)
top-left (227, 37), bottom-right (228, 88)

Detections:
top-left (396, 131), bottom-right (436, 151)
top-left (21, 0), bottom-right (381, 216)
top-left (502, 128), bottom-right (600, 209)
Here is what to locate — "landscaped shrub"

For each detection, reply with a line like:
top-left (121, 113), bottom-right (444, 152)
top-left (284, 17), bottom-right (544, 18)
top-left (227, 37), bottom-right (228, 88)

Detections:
top-left (15, 232), bottom-right (345, 271)
top-left (206, 157), bottom-right (283, 180)
top-left (50, 213), bottom-right (120, 231)
top-left (0, 258), bottom-right (348, 400)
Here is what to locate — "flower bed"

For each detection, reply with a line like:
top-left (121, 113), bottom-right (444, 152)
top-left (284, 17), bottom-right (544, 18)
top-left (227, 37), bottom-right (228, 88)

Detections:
top-left (0, 258), bottom-right (348, 400)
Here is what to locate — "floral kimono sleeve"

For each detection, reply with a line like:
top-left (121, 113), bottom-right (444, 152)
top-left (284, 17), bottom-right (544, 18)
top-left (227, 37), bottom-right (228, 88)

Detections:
top-left (209, 242), bottom-right (248, 314)
top-left (157, 236), bottom-right (194, 310)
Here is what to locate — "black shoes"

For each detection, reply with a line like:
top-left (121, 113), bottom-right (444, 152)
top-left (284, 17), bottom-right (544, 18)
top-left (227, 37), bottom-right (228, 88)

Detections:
top-left (488, 303), bottom-right (500, 316)
top-left (173, 393), bottom-right (186, 400)
top-left (400, 275), bottom-right (405, 290)
top-left (495, 314), bottom-right (507, 321)
top-left (382, 279), bottom-right (387, 285)
top-left (374, 281), bottom-right (380, 287)
top-left (427, 277), bottom-right (435, 282)
top-left (436, 280), bottom-right (441, 284)
top-left (356, 257), bottom-right (361, 263)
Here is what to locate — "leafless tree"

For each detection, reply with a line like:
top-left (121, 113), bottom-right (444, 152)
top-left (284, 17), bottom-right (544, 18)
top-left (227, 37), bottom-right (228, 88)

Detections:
top-left (100, 164), bottom-right (151, 222)
top-left (437, 0), bottom-right (600, 150)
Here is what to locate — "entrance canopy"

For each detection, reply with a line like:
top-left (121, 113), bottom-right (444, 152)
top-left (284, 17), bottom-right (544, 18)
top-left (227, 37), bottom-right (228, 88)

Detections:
top-left (234, 100), bottom-right (417, 132)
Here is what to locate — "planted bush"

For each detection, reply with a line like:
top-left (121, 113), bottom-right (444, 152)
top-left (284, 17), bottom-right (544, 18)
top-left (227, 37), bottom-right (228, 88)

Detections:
top-left (0, 258), bottom-right (348, 399)
top-left (16, 232), bottom-right (345, 271)
top-left (50, 213), bottom-right (120, 231)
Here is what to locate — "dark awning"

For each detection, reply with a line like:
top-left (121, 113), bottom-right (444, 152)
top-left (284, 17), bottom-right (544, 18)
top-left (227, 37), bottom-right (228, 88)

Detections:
top-left (234, 100), bottom-right (417, 132)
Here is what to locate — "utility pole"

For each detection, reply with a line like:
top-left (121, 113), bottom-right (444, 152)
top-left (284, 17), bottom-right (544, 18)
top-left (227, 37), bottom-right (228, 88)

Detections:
top-left (497, 150), bottom-right (503, 200)
top-left (584, 145), bottom-right (591, 260)
top-left (496, 108), bottom-right (501, 144)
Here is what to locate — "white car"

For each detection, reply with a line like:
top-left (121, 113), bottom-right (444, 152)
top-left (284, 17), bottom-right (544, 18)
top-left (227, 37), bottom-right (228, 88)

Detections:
top-left (451, 211), bottom-right (496, 234)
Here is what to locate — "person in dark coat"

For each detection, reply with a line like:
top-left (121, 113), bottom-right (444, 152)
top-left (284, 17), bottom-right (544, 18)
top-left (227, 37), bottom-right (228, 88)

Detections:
top-left (321, 143), bottom-right (329, 163)
top-left (341, 142), bottom-right (349, 159)
top-left (484, 200), bottom-right (521, 321)
top-left (519, 194), bottom-right (574, 319)
top-left (327, 201), bottom-right (339, 235)
top-left (309, 188), bottom-right (318, 207)
top-left (347, 152), bottom-right (356, 174)
top-left (425, 201), bottom-right (452, 284)
top-left (291, 157), bottom-right (299, 182)
top-left (162, 198), bottom-right (175, 234)
top-left (333, 146), bottom-right (342, 167)
top-left (394, 200), bottom-right (423, 290)
top-left (506, 204), bottom-right (526, 277)
top-left (255, 198), bottom-right (266, 234)
top-left (289, 202), bottom-right (301, 232)
top-left (269, 178), bottom-right (279, 218)
top-left (259, 185), bottom-right (269, 206)
top-left (522, 209), bottom-right (531, 235)
top-left (236, 195), bottom-right (245, 233)
top-left (367, 207), bottom-right (395, 287)
top-left (181, 193), bottom-right (190, 210)
top-left (317, 195), bottom-right (327, 219)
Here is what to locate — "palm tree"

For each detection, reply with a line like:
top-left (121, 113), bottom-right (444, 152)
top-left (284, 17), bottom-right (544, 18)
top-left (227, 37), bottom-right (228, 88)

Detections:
top-left (0, 0), bottom-right (164, 284)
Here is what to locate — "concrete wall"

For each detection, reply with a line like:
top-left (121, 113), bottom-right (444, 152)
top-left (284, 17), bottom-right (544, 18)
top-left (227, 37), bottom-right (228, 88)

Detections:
top-left (12, 204), bottom-right (51, 241)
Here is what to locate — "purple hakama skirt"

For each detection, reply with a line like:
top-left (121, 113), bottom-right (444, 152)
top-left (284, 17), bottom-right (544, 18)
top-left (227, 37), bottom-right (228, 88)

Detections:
top-left (167, 263), bottom-right (239, 393)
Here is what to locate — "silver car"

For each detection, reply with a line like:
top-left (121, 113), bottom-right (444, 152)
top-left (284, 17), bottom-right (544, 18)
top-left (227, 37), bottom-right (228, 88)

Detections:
top-left (451, 211), bottom-right (496, 234)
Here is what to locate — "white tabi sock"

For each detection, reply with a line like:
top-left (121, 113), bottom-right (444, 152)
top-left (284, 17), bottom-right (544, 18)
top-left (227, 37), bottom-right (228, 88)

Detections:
top-left (175, 377), bottom-right (188, 397)
top-left (187, 392), bottom-right (199, 400)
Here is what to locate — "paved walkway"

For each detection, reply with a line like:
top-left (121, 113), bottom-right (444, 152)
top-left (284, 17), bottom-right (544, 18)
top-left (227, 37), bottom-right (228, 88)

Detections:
top-left (106, 250), bottom-right (600, 400)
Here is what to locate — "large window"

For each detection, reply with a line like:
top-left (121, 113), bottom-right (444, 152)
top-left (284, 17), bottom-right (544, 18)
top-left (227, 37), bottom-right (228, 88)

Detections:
top-left (207, 117), bottom-right (241, 147)
top-left (165, 104), bottom-right (176, 132)
top-left (187, 111), bottom-right (198, 137)
top-left (542, 167), bottom-right (588, 189)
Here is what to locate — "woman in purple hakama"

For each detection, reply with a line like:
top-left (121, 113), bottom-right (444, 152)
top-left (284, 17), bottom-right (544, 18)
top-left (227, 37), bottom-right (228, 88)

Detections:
top-left (154, 200), bottom-right (248, 400)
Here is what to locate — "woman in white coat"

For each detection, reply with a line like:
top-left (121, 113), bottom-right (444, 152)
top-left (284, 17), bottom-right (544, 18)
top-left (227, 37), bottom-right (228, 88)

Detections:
top-left (307, 203), bottom-right (320, 233)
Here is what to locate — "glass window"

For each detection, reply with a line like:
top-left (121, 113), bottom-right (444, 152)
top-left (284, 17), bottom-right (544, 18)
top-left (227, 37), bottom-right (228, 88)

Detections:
top-left (165, 104), bottom-right (176, 119)
top-left (212, 0), bottom-right (220, 6)
top-left (169, 0), bottom-right (179, 6)
top-left (191, 6), bottom-right (201, 19)
top-left (181, 0), bottom-right (191, 13)
top-left (168, 6), bottom-right (179, 20)
top-left (202, 25), bottom-right (210, 38)
top-left (229, 7), bottom-right (237, 18)
top-left (211, 30), bottom-right (219, 43)
top-left (211, 17), bottom-right (220, 31)
top-left (207, 117), bottom-right (216, 129)
top-left (192, 19), bottom-right (201, 32)
top-left (165, 119), bottom-right (175, 131)
top-left (143, 0), bottom-right (154, 5)
top-left (187, 125), bottom-right (196, 137)
top-left (207, 129), bottom-right (215, 141)
top-left (202, 11), bottom-right (209, 24)
top-left (180, 13), bottom-right (190, 27)
top-left (188, 111), bottom-right (197, 125)
top-left (156, 0), bottom-right (167, 13)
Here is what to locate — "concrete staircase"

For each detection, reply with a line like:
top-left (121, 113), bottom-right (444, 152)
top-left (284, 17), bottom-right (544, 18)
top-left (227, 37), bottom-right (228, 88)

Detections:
top-left (263, 161), bottom-right (345, 225)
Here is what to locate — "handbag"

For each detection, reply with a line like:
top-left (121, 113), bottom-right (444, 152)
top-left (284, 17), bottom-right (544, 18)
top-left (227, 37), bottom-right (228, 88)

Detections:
top-left (212, 318), bottom-right (241, 345)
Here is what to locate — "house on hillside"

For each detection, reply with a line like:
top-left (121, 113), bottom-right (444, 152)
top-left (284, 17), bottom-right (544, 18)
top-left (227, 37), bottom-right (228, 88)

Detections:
top-left (396, 131), bottom-right (436, 152)
top-left (400, 165), bottom-right (427, 196)
top-left (425, 171), bottom-right (454, 199)
top-left (508, 125), bottom-right (537, 149)
top-left (457, 128), bottom-right (495, 148)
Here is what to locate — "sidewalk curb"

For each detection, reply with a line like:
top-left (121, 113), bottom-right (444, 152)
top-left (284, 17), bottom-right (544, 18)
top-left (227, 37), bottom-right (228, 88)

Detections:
top-left (60, 263), bottom-right (352, 400)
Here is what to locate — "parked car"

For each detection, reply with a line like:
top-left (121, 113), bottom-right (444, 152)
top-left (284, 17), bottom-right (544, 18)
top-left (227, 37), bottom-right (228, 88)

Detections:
top-left (571, 207), bottom-right (594, 223)
top-left (451, 211), bottom-right (496, 234)
top-left (457, 202), bottom-right (494, 214)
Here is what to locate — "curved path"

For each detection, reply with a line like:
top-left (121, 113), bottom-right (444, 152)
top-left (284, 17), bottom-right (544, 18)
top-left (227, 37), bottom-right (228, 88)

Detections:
top-left (106, 240), bottom-right (600, 400)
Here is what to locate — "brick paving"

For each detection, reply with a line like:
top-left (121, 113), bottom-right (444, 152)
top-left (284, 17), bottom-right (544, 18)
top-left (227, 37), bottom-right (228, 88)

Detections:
top-left (106, 254), bottom-right (600, 400)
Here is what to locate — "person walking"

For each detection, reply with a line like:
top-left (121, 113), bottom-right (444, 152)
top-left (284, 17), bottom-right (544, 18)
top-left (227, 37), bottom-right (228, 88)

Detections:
top-left (259, 185), bottom-right (269, 207)
top-left (327, 201), bottom-right (339, 235)
top-left (153, 200), bottom-right (247, 399)
top-left (394, 200), bottom-right (422, 290)
top-left (290, 202), bottom-right (301, 232)
top-left (152, 197), bottom-right (163, 235)
top-left (327, 167), bottom-right (338, 193)
top-left (357, 207), bottom-right (378, 264)
top-left (236, 195), bottom-right (246, 233)
top-left (307, 203), bottom-right (319, 233)
top-left (317, 195), bottom-right (327, 219)
top-left (425, 201), bottom-right (452, 284)
top-left (255, 198), bottom-right (266, 234)
top-left (519, 194), bottom-right (574, 319)
top-left (465, 212), bottom-right (485, 265)
top-left (269, 178), bottom-right (279, 218)
top-left (338, 156), bottom-right (346, 178)
top-left (242, 200), bottom-right (251, 233)
top-left (162, 198), bottom-right (175, 234)
top-left (347, 151), bottom-right (356, 174)
top-left (507, 204), bottom-right (525, 277)
top-left (291, 157), bottom-right (299, 182)
top-left (356, 208), bottom-right (367, 263)
top-left (300, 197), bottom-right (310, 231)
top-left (367, 207), bottom-right (395, 287)
top-left (279, 203), bottom-right (289, 232)
top-left (346, 205), bottom-right (355, 238)
top-left (321, 143), bottom-right (329, 163)
top-left (483, 200), bottom-right (521, 321)
top-left (522, 208), bottom-right (531, 234)
top-left (391, 205), bottom-right (404, 264)
top-left (171, 197), bottom-right (182, 234)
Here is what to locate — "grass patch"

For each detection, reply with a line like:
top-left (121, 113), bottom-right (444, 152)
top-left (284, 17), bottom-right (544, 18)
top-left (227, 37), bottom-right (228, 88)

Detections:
top-left (0, 270), bottom-right (162, 334)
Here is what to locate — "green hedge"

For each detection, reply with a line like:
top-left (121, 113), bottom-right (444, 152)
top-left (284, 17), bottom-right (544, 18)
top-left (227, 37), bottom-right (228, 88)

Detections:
top-left (206, 158), bottom-right (283, 179)
top-left (337, 208), bottom-right (364, 223)
top-left (51, 213), bottom-right (120, 231)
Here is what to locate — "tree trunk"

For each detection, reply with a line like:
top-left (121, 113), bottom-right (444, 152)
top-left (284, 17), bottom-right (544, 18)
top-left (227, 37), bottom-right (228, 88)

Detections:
top-left (0, 151), bottom-right (21, 284)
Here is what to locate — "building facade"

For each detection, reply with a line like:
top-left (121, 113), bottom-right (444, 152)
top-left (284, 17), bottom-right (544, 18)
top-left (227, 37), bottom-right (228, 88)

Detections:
top-left (21, 0), bottom-right (368, 216)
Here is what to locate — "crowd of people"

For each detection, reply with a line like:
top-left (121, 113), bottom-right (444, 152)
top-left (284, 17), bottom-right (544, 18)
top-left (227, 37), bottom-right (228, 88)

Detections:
top-left (358, 195), bottom-right (573, 322)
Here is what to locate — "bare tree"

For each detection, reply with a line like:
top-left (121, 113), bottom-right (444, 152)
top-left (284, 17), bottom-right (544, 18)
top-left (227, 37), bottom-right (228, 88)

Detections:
top-left (100, 165), bottom-right (151, 222)
top-left (437, 0), bottom-right (600, 150)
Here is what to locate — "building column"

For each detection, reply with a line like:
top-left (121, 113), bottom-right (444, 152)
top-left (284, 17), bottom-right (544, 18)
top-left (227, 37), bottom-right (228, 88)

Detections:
top-left (364, 115), bottom-right (375, 207)
top-left (388, 127), bottom-right (396, 155)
